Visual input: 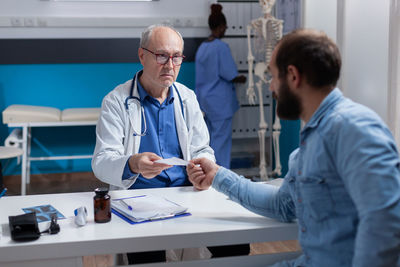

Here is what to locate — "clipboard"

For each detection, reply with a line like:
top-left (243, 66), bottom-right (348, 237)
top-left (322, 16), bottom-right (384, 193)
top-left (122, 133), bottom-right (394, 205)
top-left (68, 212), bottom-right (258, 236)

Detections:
top-left (112, 208), bottom-right (191, 225)
top-left (111, 194), bottom-right (191, 224)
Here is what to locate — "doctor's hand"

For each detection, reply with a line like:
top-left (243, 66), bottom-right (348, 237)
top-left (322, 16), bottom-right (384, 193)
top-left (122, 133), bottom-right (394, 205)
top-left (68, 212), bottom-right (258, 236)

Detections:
top-left (187, 158), bottom-right (219, 190)
top-left (129, 152), bottom-right (172, 178)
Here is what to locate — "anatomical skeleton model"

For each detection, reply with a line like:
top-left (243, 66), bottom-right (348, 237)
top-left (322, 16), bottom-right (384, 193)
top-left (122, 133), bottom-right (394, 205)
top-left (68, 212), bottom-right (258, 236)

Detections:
top-left (246, 0), bottom-right (283, 180)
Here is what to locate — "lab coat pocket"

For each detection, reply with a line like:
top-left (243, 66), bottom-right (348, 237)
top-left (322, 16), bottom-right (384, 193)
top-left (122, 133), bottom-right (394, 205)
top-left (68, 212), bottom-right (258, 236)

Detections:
top-left (298, 176), bottom-right (333, 221)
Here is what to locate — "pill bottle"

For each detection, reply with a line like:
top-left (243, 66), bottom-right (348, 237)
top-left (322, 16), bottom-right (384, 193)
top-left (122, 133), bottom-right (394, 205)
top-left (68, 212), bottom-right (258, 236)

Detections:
top-left (94, 187), bottom-right (111, 223)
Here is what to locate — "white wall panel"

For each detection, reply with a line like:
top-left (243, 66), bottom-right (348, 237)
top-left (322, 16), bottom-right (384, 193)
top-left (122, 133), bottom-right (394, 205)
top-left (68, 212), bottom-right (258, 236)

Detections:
top-left (0, 0), bottom-right (211, 38)
top-left (303, 0), bottom-right (394, 124)
top-left (303, 0), bottom-right (337, 42)
top-left (341, 0), bottom-right (390, 122)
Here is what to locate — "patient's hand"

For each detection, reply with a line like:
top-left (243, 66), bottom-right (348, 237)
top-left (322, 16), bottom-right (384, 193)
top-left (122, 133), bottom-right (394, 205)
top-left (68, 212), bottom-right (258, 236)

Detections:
top-left (129, 152), bottom-right (171, 178)
top-left (187, 158), bottom-right (219, 190)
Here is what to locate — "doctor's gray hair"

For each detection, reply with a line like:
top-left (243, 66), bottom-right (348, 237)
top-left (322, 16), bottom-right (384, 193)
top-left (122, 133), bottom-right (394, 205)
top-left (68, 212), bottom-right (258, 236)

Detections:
top-left (140, 24), bottom-right (184, 51)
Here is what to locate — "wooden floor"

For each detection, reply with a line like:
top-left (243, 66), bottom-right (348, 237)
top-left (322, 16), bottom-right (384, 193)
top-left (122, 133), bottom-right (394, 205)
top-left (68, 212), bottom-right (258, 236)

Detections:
top-left (3, 171), bottom-right (108, 196)
top-left (3, 172), bottom-right (300, 267)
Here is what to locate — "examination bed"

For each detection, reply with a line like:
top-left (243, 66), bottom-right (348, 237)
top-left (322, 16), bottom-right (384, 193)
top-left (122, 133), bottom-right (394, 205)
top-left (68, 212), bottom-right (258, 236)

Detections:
top-left (2, 104), bottom-right (100, 195)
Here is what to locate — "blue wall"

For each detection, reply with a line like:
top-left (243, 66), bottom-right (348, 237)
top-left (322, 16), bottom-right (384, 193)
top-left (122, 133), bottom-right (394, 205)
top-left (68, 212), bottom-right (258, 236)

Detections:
top-left (0, 62), bottom-right (196, 175)
top-left (0, 62), bottom-right (298, 176)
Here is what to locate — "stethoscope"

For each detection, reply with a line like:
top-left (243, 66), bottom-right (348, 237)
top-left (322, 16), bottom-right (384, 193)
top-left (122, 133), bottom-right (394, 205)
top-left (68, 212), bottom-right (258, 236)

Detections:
top-left (124, 72), bottom-right (184, 137)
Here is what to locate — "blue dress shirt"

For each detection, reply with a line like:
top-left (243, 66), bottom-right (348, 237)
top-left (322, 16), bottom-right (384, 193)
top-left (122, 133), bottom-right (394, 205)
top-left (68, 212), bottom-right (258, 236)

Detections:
top-left (122, 81), bottom-right (189, 189)
top-left (212, 88), bottom-right (400, 267)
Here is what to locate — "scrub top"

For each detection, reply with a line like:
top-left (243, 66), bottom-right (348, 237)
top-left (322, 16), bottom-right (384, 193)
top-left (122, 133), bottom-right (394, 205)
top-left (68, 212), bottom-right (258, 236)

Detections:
top-left (195, 38), bottom-right (239, 121)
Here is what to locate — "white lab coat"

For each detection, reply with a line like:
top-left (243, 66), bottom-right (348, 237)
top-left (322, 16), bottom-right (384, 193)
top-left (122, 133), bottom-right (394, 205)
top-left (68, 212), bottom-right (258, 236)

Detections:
top-left (92, 71), bottom-right (215, 190)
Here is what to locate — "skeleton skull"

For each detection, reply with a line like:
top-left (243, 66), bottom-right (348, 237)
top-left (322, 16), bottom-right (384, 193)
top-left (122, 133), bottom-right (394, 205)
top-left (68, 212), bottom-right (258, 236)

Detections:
top-left (259, 0), bottom-right (276, 15)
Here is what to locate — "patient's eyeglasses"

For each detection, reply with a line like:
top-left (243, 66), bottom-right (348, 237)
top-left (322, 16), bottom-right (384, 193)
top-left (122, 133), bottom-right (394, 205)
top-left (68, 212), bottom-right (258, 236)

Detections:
top-left (141, 47), bottom-right (185, 66)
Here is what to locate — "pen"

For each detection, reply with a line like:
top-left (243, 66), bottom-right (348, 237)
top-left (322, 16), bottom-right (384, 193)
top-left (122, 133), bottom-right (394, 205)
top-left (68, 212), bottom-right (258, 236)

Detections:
top-left (119, 199), bottom-right (133, 211)
top-left (0, 188), bottom-right (7, 199)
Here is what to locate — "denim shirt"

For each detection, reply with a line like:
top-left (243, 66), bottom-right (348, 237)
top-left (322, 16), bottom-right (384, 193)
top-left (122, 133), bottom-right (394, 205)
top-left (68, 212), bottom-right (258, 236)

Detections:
top-left (213, 88), bottom-right (400, 267)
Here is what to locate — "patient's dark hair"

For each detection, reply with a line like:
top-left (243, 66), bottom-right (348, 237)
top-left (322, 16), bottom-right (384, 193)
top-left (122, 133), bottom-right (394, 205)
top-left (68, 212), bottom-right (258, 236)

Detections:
top-left (208, 4), bottom-right (227, 30)
top-left (276, 29), bottom-right (341, 88)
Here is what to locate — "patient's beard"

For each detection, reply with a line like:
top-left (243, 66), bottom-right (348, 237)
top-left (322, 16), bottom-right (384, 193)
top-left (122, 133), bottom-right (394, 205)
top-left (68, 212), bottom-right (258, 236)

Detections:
top-left (275, 79), bottom-right (302, 120)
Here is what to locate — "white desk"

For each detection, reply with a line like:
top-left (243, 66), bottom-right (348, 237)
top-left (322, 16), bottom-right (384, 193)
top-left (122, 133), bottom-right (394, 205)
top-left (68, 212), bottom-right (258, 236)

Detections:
top-left (0, 186), bottom-right (299, 267)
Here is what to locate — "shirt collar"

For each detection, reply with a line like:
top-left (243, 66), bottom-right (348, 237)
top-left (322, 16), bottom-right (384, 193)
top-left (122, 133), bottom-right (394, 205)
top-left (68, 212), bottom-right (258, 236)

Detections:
top-left (302, 88), bottom-right (343, 131)
top-left (137, 76), bottom-right (175, 105)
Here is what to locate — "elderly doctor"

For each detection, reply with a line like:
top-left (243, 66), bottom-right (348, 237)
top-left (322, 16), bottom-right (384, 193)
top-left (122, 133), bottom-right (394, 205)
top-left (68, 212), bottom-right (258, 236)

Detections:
top-left (92, 24), bottom-right (215, 192)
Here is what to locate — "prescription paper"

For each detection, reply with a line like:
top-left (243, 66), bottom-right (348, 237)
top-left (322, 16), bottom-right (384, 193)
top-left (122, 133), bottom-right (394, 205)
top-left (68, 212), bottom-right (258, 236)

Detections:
top-left (155, 157), bottom-right (189, 166)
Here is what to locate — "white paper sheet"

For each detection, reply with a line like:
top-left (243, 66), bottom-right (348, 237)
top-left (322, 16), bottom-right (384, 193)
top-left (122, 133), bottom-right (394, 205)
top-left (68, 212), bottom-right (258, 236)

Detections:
top-left (155, 157), bottom-right (189, 166)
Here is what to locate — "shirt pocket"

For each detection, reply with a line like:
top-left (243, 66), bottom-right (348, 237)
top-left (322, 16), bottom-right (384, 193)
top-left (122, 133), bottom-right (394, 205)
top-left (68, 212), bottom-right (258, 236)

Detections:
top-left (298, 176), bottom-right (333, 221)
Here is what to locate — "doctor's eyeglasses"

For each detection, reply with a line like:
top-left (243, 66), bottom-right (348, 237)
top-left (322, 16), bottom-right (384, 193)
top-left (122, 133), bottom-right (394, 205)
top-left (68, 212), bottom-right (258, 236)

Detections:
top-left (141, 47), bottom-right (185, 66)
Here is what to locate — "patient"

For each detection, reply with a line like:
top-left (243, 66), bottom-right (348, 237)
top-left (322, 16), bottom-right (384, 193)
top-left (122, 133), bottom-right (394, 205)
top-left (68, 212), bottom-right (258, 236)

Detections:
top-left (187, 29), bottom-right (400, 267)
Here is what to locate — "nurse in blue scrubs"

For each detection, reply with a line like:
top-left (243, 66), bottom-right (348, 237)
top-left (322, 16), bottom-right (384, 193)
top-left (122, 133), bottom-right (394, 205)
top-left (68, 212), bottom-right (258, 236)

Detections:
top-left (195, 3), bottom-right (249, 258)
top-left (195, 3), bottom-right (246, 169)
